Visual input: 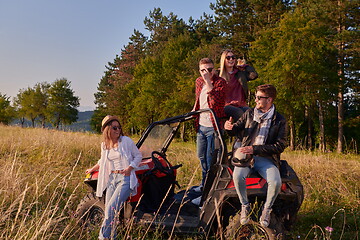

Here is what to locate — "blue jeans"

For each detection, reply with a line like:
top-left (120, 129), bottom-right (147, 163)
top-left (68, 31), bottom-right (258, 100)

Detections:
top-left (99, 174), bottom-right (130, 240)
top-left (197, 125), bottom-right (215, 187)
top-left (233, 156), bottom-right (281, 209)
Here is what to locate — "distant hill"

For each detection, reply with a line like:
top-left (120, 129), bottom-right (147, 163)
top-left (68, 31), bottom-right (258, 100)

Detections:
top-left (11, 111), bottom-right (94, 132)
top-left (66, 111), bottom-right (94, 132)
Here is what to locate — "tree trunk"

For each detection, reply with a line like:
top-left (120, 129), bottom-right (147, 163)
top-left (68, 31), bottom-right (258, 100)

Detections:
top-left (337, 83), bottom-right (344, 153)
top-left (318, 101), bottom-right (326, 152)
top-left (336, 0), bottom-right (345, 153)
top-left (56, 118), bottom-right (60, 129)
top-left (289, 115), bottom-right (295, 151)
top-left (40, 116), bottom-right (46, 128)
top-left (305, 106), bottom-right (313, 150)
top-left (180, 123), bottom-right (186, 142)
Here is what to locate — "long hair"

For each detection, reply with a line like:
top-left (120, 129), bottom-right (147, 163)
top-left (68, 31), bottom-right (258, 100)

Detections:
top-left (102, 120), bottom-right (123, 150)
top-left (219, 49), bottom-right (235, 82)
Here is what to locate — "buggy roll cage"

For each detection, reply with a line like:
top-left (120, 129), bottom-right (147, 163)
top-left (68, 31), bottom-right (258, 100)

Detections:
top-left (136, 109), bottom-right (226, 165)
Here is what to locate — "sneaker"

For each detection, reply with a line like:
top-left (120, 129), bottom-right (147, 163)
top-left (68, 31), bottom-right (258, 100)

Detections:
top-left (191, 196), bottom-right (201, 205)
top-left (260, 207), bottom-right (272, 228)
top-left (193, 186), bottom-right (203, 193)
top-left (240, 204), bottom-right (251, 225)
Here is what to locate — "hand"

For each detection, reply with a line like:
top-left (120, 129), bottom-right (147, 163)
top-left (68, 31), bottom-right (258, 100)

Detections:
top-left (120, 166), bottom-right (133, 176)
top-left (238, 146), bottom-right (254, 154)
top-left (200, 68), bottom-right (211, 80)
top-left (224, 117), bottom-right (234, 130)
top-left (228, 100), bottom-right (240, 106)
top-left (85, 164), bottom-right (99, 174)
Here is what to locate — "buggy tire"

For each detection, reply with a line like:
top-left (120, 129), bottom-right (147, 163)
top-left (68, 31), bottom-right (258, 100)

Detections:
top-left (225, 212), bottom-right (283, 240)
top-left (75, 192), bottom-right (105, 230)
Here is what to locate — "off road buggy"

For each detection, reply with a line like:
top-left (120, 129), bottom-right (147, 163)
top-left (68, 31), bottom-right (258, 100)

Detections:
top-left (75, 109), bottom-right (304, 239)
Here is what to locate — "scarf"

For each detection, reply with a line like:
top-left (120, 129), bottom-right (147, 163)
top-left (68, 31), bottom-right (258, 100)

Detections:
top-left (253, 104), bottom-right (275, 145)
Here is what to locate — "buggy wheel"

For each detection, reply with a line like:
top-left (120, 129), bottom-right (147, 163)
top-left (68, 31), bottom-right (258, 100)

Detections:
top-left (75, 192), bottom-right (105, 230)
top-left (225, 212), bottom-right (280, 240)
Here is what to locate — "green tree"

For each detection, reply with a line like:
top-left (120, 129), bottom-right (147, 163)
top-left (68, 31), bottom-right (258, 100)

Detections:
top-left (0, 93), bottom-right (14, 125)
top-left (189, 13), bottom-right (220, 44)
top-left (251, 1), bottom-right (339, 150)
top-left (90, 107), bottom-right (106, 133)
top-left (47, 78), bottom-right (80, 129)
top-left (14, 88), bottom-right (32, 127)
top-left (331, 0), bottom-right (359, 152)
top-left (210, 0), bottom-right (291, 55)
top-left (33, 82), bottom-right (50, 128)
top-left (126, 55), bottom-right (163, 130)
top-left (93, 9), bottom-right (194, 133)
top-left (290, 0), bottom-right (359, 152)
top-left (250, 0), bottom-right (360, 151)
top-left (92, 30), bottom-right (148, 133)
top-left (14, 82), bottom-right (50, 127)
top-left (144, 8), bottom-right (189, 55)
top-left (14, 87), bottom-right (37, 127)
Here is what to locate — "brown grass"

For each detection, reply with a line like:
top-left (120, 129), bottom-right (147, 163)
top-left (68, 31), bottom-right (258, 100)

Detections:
top-left (0, 125), bottom-right (358, 239)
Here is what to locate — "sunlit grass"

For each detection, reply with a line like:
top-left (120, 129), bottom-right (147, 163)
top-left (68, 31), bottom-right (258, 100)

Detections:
top-left (0, 125), bottom-right (358, 239)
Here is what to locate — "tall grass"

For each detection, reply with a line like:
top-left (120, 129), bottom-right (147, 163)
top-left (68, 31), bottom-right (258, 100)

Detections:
top-left (282, 151), bottom-right (359, 239)
top-left (0, 125), bottom-right (358, 239)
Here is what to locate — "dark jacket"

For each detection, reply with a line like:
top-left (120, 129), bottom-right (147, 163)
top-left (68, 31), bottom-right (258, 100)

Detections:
top-left (227, 107), bottom-right (287, 168)
top-left (235, 65), bottom-right (258, 100)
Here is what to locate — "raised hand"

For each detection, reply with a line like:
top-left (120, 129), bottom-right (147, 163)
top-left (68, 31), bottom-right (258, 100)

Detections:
top-left (224, 116), bottom-right (234, 130)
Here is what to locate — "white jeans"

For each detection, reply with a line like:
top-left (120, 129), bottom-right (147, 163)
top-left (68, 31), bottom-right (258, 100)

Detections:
top-left (233, 156), bottom-right (281, 209)
top-left (99, 174), bottom-right (130, 240)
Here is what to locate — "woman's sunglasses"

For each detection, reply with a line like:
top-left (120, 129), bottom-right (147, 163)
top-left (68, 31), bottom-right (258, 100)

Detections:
top-left (112, 126), bottom-right (121, 130)
top-left (226, 55), bottom-right (237, 60)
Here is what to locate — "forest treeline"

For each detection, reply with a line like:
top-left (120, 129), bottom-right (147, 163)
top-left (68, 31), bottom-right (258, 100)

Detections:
top-left (91, 0), bottom-right (359, 153)
top-left (0, 78), bottom-right (79, 129)
top-left (0, 0), bottom-right (358, 153)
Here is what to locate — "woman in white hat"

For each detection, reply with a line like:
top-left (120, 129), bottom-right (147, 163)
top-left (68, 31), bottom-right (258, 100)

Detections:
top-left (86, 115), bottom-right (142, 240)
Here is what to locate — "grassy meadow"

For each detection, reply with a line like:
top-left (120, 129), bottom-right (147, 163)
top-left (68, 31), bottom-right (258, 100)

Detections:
top-left (0, 125), bottom-right (359, 239)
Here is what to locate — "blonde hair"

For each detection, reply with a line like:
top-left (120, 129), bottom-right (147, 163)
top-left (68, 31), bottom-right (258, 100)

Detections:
top-left (102, 120), bottom-right (123, 149)
top-left (219, 49), bottom-right (235, 82)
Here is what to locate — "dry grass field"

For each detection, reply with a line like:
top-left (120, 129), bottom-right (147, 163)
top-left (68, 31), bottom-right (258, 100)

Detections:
top-left (0, 125), bottom-right (358, 239)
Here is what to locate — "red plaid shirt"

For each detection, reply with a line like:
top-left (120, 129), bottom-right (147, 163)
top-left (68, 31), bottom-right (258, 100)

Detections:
top-left (194, 75), bottom-right (227, 131)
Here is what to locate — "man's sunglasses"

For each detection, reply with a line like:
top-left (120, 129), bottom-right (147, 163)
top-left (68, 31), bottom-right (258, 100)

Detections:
top-left (112, 126), bottom-right (121, 130)
top-left (226, 55), bottom-right (237, 60)
top-left (255, 95), bottom-right (270, 100)
top-left (201, 68), bottom-right (214, 73)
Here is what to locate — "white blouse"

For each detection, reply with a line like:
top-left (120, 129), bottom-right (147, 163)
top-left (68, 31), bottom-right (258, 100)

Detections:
top-left (96, 136), bottom-right (143, 197)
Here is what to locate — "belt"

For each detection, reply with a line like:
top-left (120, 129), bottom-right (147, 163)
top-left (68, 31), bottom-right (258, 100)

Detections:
top-left (111, 170), bottom-right (122, 174)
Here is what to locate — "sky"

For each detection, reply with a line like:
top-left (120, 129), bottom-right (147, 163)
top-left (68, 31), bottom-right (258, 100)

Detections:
top-left (0, 0), bottom-right (214, 111)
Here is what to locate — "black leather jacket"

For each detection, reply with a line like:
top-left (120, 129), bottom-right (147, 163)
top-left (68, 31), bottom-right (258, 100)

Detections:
top-left (227, 107), bottom-right (287, 168)
top-left (235, 65), bottom-right (258, 100)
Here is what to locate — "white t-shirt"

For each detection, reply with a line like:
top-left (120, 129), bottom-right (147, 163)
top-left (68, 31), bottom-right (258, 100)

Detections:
top-left (107, 148), bottom-right (127, 170)
top-left (199, 85), bottom-right (213, 127)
